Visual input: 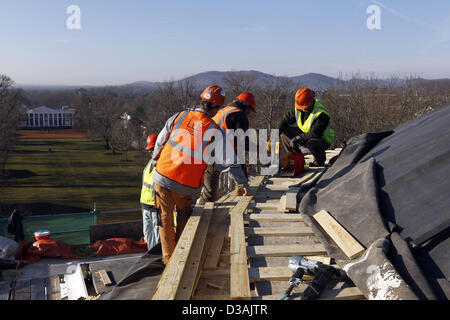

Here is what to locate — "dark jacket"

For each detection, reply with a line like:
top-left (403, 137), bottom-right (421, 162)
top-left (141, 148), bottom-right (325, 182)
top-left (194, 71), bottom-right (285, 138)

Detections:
top-left (277, 100), bottom-right (330, 145)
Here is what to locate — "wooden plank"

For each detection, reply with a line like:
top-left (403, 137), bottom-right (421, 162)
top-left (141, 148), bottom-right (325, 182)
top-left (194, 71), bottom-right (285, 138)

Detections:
top-left (244, 226), bottom-right (314, 237)
top-left (175, 202), bottom-right (215, 300)
top-left (305, 256), bottom-right (332, 265)
top-left (203, 216), bottom-right (229, 270)
top-left (244, 213), bottom-right (303, 222)
top-left (313, 210), bottom-right (365, 260)
top-left (284, 187), bottom-right (301, 211)
top-left (246, 244), bottom-right (327, 258)
top-left (249, 266), bottom-right (292, 282)
top-left (97, 270), bottom-right (112, 286)
top-left (258, 286), bottom-right (364, 300)
top-left (254, 201), bottom-right (280, 209)
top-left (320, 286), bottom-right (364, 300)
top-left (229, 197), bottom-right (253, 300)
top-left (253, 191), bottom-right (286, 199)
top-left (46, 276), bottom-right (61, 300)
top-left (248, 266), bottom-right (339, 282)
top-left (203, 194), bottom-right (236, 270)
top-left (192, 294), bottom-right (230, 300)
top-left (199, 269), bottom-right (230, 278)
top-left (277, 195), bottom-right (287, 213)
top-left (153, 206), bottom-right (205, 300)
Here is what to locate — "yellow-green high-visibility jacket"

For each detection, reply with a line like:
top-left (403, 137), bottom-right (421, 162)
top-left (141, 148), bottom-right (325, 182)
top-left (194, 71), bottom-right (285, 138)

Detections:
top-left (295, 100), bottom-right (334, 144)
top-left (140, 162), bottom-right (156, 209)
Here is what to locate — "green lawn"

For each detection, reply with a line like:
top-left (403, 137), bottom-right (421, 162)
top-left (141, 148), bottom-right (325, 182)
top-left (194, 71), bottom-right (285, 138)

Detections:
top-left (1, 138), bottom-right (149, 222)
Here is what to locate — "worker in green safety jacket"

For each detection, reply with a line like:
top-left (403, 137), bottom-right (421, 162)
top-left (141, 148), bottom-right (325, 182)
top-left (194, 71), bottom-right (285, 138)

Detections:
top-left (277, 88), bottom-right (334, 166)
top-left (140, 134), bottom-right (160, 251)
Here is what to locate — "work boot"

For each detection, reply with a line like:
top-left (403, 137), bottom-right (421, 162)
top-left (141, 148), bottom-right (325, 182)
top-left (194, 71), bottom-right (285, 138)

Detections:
top-left (308, 160), bottom-right (325, 167)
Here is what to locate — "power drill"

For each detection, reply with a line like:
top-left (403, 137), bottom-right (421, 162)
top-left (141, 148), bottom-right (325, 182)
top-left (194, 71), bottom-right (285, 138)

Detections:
top-left (282, 256), bottom-right (347, 300)
top-left (303, 264), bottom-right (347, 300)
top-left (282, 256), bottom-right (322, 299)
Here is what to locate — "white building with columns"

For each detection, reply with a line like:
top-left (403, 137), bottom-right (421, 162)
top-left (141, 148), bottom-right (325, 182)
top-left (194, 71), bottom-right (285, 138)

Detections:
top-left (19, 106), bottom-right (75, 128)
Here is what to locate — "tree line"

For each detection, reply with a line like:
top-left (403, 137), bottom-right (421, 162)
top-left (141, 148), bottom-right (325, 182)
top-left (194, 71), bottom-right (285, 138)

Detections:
top-left (1, 72), bottom-right (449, 173)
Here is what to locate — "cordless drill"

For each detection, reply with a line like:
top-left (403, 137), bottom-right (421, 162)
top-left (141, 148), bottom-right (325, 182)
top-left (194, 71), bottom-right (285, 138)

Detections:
top-left (282, 256), bottom-right (322, 299)
top-left (282, 256), bottom-right (347, 300)
top-left (303, 264), bottom-right (347, 300)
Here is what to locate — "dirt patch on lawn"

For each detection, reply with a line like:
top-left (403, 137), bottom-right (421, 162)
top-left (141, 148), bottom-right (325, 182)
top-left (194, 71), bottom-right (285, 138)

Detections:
top-left (18, 129), bottom-right (88, 139)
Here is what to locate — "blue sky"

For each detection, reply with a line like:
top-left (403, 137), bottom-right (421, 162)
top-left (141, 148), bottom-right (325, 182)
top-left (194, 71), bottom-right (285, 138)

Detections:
top-left (1, 0), bottom-right (449, 85)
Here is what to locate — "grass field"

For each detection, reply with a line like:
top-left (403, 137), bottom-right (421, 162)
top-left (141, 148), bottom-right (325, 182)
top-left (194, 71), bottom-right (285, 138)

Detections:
top-left (1, 134), bottom-right (148, 223)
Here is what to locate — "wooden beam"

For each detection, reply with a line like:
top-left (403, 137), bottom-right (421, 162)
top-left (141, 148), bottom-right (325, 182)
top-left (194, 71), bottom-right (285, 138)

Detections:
top-left (97, 270), bottom-right (112, 286)
top-left (153, 205), bottom-right (205, 300)
top-left (244, 213), bottom-right (303, 222)
top-left (246, 244), bottom-right (327, 257)
top-left (284, 187), bottom-right (301, 211)
top-left (258, 286), bottom-right (364, 300)
top-left (229, 196), bottom-right (253, 300)
top-left (313, 210), bottom-right (365, 260)
top-left (244, 226), bottom-right (314, 237)
top-left (202, 203), bottom-right (231, 270)
top-left (175, 202), bottom-right (215, 299)
top-left (320, 286), bottom-right (364, 300)
top-left (248, 265), bottom-right (338, 282)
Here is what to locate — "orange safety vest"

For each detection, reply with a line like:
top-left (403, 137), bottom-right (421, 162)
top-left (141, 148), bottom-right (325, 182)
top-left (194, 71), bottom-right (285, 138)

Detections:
top-left (213, 106), bottom-right (243, 130)
top-left (156, 110), bottom-right (218, 189)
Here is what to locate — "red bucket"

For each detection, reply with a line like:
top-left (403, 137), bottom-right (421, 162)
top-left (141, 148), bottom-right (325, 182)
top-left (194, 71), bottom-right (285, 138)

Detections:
top-left (290, 153), bottom-right (305, 174)
top-left (34, 230), bottom-right (51, 241)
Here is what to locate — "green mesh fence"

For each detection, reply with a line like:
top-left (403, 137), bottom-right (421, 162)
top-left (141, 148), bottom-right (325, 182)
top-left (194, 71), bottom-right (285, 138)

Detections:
top-left (0, 210), bottom-right (98, 245)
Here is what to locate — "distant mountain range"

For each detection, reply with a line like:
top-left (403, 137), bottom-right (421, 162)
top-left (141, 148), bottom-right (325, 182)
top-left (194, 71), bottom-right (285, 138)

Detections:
top-left (18, 70), bottom-right (449, 91)
top-left (123, 70), bottom-right (344, 91)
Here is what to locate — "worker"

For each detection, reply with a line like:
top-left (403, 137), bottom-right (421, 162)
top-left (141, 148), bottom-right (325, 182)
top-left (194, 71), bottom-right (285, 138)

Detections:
top-left (145, 133), bottom-right (158, 156)
top-left (277, 88), bottom-right (334, 166)
top-left (150, 85), bottom-right (251, 264)
top-left (140, 134), bottom-right (159, 251)
top-left (198, 92), bottom-right (256, 205)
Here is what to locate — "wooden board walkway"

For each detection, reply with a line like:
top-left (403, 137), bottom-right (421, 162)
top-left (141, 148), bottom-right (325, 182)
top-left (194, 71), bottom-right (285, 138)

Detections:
top-left (152, 148), bottom-right (365, 300)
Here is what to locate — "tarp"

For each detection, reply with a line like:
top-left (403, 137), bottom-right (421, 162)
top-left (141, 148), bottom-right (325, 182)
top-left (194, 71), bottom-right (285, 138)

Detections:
top-left (15, 237), bottom-right (148, 265)
top-left (299, 104), bottom-right (450, 300)
top-left (99, 243), bottom-right (164, 300)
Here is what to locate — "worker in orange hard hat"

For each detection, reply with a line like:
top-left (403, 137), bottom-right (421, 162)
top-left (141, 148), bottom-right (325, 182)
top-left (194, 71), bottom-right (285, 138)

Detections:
top-left (146, 134), bottom-right (158, 154)
top-left (277, 88), bottom-right (334, 166)
top-left (150, 85), bottom-right (250, 264)
top-left (197, 92), bottom-right (257, 205)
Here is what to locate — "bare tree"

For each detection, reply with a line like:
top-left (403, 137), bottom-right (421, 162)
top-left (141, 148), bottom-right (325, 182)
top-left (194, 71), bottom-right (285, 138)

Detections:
top-left (111, 114), bottom-right (135, 161)
top-left (223, 71), bottom-right (258, 102)
top-left (0, 75), bottom-right (24, 174)
top-left (148, 77), bottom-right (201, 130)
top-left (254, 76), bottom-right (297, 130)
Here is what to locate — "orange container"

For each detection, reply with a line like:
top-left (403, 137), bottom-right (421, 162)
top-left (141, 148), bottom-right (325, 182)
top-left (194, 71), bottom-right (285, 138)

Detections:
top-left (34, 230), bottom-right (51, 241)
top-left (290, 153), bottom-right (305, 174)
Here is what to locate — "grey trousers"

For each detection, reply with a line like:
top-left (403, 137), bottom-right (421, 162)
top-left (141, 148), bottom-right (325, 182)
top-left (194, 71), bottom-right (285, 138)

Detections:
top-left (142, 207), bottom-right (160, 251)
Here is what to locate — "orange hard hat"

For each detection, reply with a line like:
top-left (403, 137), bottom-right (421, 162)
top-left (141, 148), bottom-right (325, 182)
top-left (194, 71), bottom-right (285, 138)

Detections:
top-left (200, 85), bottom-right (225, 108)
top-left (146, 134), bottom-right (158, 150)
top-left (295, 88), bottom-right (315, 111)
top-left (235, 92), bottom-right (256, 112)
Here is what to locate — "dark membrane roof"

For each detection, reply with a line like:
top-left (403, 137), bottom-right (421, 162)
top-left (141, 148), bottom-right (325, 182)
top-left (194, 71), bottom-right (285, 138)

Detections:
top-left (299, 103), bottom-right (450, 299)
